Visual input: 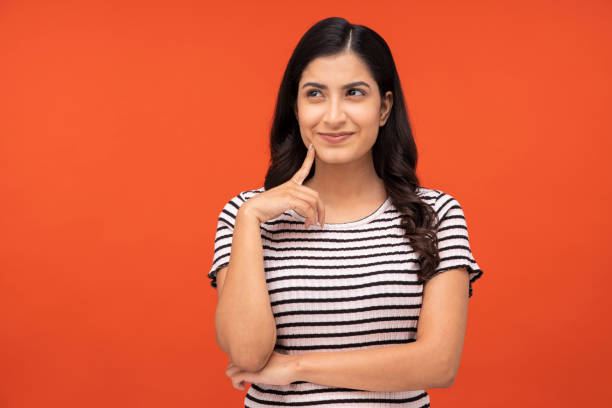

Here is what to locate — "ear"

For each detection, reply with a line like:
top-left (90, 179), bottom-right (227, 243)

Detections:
top-left (379, 91), bottom-right (393, 126)
top-left (294, 103), bottom-right (298, 119)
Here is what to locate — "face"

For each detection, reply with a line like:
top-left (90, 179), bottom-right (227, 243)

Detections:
top-left (294, 51), bottom-right (393, 164)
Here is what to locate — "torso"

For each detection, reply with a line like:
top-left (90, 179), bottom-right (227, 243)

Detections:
top-left (241, 185), bottom-right (435, 407)
top-left (208, 184), bottom-right (483, 407)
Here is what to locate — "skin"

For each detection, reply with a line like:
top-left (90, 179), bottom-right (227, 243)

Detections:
top-left (293, 50), bottom-right (393, 224)
top-left (224, 50), bottom-right (471, 392)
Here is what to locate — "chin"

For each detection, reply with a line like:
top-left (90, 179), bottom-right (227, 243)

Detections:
top-left (315, 149), bottom-right (356, 164)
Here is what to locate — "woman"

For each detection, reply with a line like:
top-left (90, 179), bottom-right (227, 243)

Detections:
top-left (209, 16), bottom-right (484, 407)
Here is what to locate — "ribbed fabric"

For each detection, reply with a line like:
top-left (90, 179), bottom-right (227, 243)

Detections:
top-left (208, 186), bottom-right (483, 407)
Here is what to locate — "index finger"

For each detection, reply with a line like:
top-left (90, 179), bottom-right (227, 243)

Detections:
top-left (292, 142), bottom-right (315, 185)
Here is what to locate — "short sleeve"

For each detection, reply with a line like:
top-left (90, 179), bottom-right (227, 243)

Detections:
top-left (430, 192), bottom-right (484, 298)
top-left (207, 192), bottom-right (246, 289)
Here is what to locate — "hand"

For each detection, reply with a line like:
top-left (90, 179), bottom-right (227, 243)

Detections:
top-left (225, 351), bottom-right (300, 390)
top-left (240, 142), bottom-right (325, 229)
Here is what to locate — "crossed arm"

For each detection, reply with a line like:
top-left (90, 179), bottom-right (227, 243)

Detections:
top-left (223, 267), bottom-right (471, 392)
top-left (291, 267), bottom-right (470, 391)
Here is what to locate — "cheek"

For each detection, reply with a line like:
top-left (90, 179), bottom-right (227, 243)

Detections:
top-left (347, 102), bottom-right (380, 127)
top-left (298, 105), bottom-right (323, 127)
top-left (296, 105), bottom-right (321, 145)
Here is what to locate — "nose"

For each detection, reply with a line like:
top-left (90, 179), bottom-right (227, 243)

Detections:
top-left (322, 94), bottom-right (346, 126)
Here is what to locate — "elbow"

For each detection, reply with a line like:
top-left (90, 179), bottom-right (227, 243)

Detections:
top-left (222, 327), bottom-right (277, 372)
top-left (440, 370), bottom-right (456, 388)
top-left (438, 359), bottom-right (459, 388)
top-left (213, 306), bottom-right (277, 372)
top-left (229, 346), bottom-right (274, 372)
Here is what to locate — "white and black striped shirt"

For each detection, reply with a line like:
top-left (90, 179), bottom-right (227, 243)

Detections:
top-left (208, 186), bottom-right (483, 407)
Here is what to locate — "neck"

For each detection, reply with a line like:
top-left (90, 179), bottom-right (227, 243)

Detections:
top-left (303, 151), bottom-right (387, 206)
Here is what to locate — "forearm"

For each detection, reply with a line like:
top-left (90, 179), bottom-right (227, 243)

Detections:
top-left (293, 341), bottom-right (450, 392)
top-left (215, 206), bottom-right (276, 371)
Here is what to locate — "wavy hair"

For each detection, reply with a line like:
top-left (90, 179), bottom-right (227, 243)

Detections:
top-left (263, 16), bottom-right (441, 283)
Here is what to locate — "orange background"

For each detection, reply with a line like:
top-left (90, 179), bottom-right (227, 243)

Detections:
top-left (1, 0), bottom-right (610, 406)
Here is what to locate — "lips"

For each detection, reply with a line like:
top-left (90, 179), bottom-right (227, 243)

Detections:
top-left (318, 132), bottom-right (354, 136)
top-left (318, 132), bottom-right (354, 144)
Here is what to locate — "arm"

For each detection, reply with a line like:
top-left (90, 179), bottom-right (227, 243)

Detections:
top-left (214, 204), bottom-right (277, 372)
top-left (292, 267), bottom-right (470, 391)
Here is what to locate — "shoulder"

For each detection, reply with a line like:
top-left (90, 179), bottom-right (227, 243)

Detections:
top-left (221, 186), bottom-right (265, 208)
top-left (416, 185), bottom-right (446, 209)
top-left (239, 186), bottom-right (266, 201)
top-left (216, 186), bottom-right (266, 226)
top-left (416, 185), bottom-right (443, 203)
top-left (416, 186), bottom-right (463, 216)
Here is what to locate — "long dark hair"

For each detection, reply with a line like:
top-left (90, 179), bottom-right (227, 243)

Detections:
top-left (263, 16), bottom-right (440, 283)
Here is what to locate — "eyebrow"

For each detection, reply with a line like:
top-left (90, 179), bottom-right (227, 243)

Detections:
top-left (301, 81), bottom-right (371, 90)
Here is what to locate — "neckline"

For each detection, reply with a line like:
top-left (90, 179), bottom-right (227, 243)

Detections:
top-left (288, 196), bottom-right (392, 229)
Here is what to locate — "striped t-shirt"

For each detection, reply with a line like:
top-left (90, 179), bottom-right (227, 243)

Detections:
top-left (208, 185), bottom-right (483, 407)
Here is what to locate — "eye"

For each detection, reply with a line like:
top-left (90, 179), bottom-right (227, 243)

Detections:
top-left (348, 88), bottom-right (366, 96)
top-left (306, 89), bottom-right (323, 97)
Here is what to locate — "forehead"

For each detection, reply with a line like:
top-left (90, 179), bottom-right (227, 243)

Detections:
top-left (299, 52), bottom-right (375, 86)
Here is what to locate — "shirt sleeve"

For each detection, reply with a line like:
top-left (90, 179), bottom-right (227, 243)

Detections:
top-left (430, 192), bottom-right (484, 298)
top-left (207, 191), bottom-right (246, 289)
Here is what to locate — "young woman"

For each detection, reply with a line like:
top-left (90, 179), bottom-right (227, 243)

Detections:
top-left (209, 16), bottom-right (484, 407)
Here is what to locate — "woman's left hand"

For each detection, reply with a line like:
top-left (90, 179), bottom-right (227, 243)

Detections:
top-left (225, 351), bottom-right (299, 390)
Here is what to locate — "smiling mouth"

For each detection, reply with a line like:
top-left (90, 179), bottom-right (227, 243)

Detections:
top-left (317, 132), bottom-right (354, 144)
top-left (318, 132), bottom-right (355, 136)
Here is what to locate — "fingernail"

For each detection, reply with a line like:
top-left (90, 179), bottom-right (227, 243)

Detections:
top-left (309, 143), bottom-right (313, 150)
